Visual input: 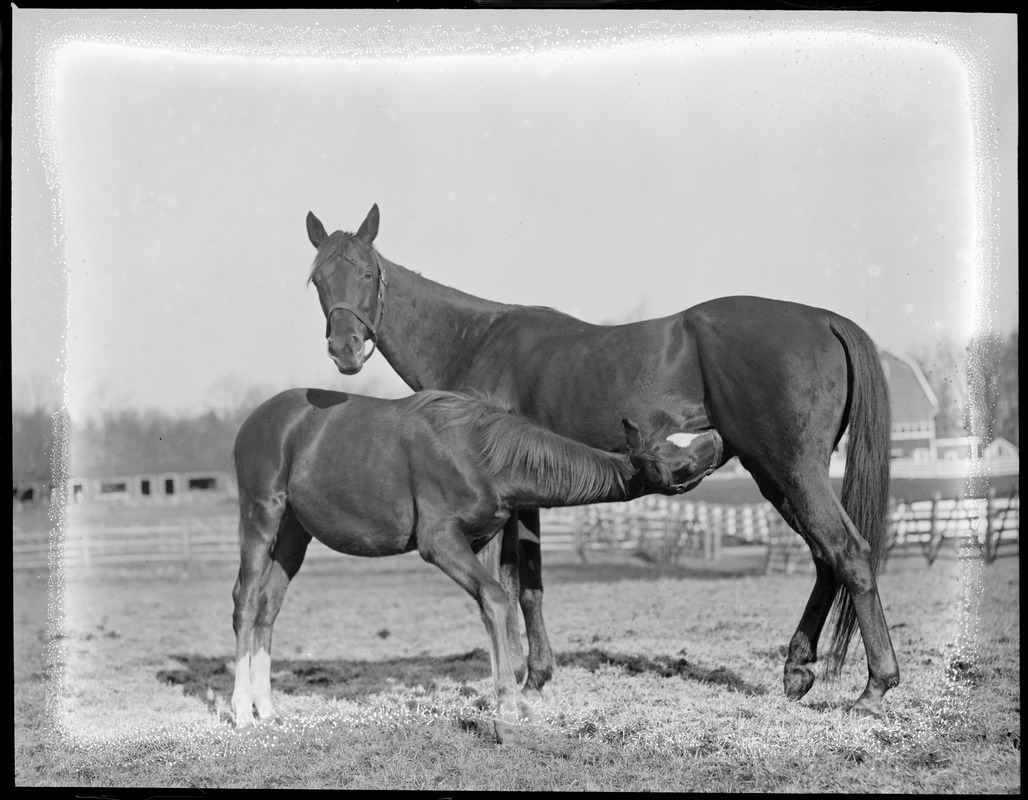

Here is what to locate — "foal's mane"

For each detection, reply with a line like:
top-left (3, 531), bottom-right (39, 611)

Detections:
top-left (407, 390), bottom-right (634, 504)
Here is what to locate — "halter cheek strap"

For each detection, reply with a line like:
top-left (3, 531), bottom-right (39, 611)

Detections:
top-left (324, 252), bottom-right (388, 360)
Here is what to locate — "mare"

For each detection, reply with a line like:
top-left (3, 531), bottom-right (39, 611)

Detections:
top-left (230, 388), bottom-right (671, 742)
top-left (303, 204), bottom-right (900, 717)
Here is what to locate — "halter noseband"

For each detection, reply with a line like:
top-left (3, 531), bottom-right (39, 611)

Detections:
top-left (323, 246), bottom-right (388, 361)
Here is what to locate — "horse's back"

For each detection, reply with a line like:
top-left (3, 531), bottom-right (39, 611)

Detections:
top-left (681, 295), bottom-right (843, 347)
top-left (679, 296), bottom-right (853, 390)
top-left (233, 389), bottom-right (391, 495)
top-left (235, 388), bottom-right (355, 459)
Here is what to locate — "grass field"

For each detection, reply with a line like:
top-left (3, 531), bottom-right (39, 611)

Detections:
top-left (14, 536), bottom-right (1019, 791)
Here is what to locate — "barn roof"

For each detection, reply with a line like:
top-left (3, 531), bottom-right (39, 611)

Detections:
top-left (880, 349), bottom-right (938, 425)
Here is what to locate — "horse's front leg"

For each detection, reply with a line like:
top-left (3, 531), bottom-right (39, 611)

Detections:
top-left (421, 522), bottom-right (533, 744)
top-left (479, 515), bottom-right (526, 684)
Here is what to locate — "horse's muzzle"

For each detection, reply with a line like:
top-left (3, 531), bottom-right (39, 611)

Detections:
top-left (662, 430), bottom-right (725, 492)
top-left (327, 334), bottom-right (367, 374)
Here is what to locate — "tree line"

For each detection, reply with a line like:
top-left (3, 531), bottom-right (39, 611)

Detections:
top-left (11, 330), bottom-right (1019, 500)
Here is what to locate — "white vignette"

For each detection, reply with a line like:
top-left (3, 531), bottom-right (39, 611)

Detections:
top-left (16, 8), bottom-right (1006, 755)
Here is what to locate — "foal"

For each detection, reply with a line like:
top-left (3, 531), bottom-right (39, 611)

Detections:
top-left (230, 388), bottom-right (673, 741)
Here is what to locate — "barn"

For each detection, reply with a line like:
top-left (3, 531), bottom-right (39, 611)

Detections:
top-left (827, 348), bottom-right (996, 469)
top-left (878, 348), bottom-right (940, 460)
top-left (984, 437), bottom-right (1019, 460)
top-left (66, 447), bottom-right (235, 504)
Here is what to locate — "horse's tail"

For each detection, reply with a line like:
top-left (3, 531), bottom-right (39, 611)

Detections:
top-left (825, 315), bottom-right (892, 674)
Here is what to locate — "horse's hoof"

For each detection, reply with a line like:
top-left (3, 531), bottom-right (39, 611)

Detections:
top-left (521, 686), bottom-right (544, 705)
top-left (849, 699), bottom-right (885, 719)
top-left (232, 698), bottom-right (256, 728)
top-left (493, 718), bottom-right (526, 745)
top-left (516, 698), bottom-right (538, 723)
top-left (524, 666), bottom-right (553, 693)
top-left (783, 664), bottom-right (816, 700)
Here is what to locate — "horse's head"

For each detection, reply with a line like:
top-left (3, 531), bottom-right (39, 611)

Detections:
top-left (622, 420), bottom-right (724, 494)
top-left (305, 204), bottom-right (388, 375)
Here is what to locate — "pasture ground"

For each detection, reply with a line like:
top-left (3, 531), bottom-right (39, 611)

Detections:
top-left (14, 544), bottom-right (1020, 792)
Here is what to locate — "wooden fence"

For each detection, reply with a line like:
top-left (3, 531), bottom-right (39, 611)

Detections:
top-left (763, 488), bottom-right (1020, 574)
top-left (12, 490), bottom-right (1018, 573)
top-left (883, 489), bottom-right (1020, 566)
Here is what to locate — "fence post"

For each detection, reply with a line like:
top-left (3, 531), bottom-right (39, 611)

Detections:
top-left (986, 487), bottom-right (995, 545)
top-left (983, 487), bottom-right (996, 563)
top-left (931, 491), bottom-right (939, 546)
top-left (704, 509), bottom-right (717, 560)
top-left (181, 521), bottom-right (191, 564)
top-left (573, 512), bottom-right (586, 563)
top-left (82, 527), bottom-right (90, 569)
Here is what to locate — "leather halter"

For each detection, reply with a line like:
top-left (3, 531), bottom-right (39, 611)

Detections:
top-left (322, 246), bottom-right (388, 361)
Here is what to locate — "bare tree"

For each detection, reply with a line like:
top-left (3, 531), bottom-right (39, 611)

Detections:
top-left (968, 329), bottom-right (1018, 446)
top-left (909, 335), bottom-right (970, 438)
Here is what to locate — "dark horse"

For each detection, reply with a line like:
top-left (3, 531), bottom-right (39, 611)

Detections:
top-left (304, 204), bottom-right (900, 717)
top-left (231, 388), bottom-right (672, 742)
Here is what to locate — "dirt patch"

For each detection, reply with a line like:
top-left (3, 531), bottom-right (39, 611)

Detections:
top-left (557, 648), bottom-right (767, 695)
top-left (157, 648), bottom-right (493, 703)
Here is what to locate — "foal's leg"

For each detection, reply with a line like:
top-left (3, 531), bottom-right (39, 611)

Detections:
top-left (788, 479), bottom-right (900, 717)
top-left (231, 491), bottom-right (287, 727)
top-left (250, 508), bottom-right (312, 722)
top-left (421, 523), bottom-right (531, 742)
top-left (517, 509), bottom-right (555, 693)
top-left (479, 515), bottom-right (526, 684)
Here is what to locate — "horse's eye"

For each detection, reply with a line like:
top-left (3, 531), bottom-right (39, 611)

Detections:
top-left (364, 270), bottom-right (374, 280)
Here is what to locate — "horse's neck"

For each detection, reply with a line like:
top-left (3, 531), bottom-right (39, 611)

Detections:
top-left (501, 447), bottom-right (635, 509)
top-left (377, 260), bottom-right (509, 391)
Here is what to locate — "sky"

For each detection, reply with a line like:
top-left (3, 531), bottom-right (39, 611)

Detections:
top-left (11, 9), bottom-right (1018, 422)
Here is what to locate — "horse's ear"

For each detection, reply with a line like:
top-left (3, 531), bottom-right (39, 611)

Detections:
top-left (622, 418), bottom-right (643, 452)
top-left (356, 203), bottom-right (380, 244)
top-left (307, 212), bottom-right (328, 248)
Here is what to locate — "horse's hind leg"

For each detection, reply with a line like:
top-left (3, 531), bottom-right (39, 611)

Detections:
top-left (420, 521), bottom-right (531, 743)
top-left (231, 491), bottom-right (287, 727)
top-left (250, 507), bottom-right (312, 722)
top-left (517, 509), bottom-right (555, 692)
top-left (751, 474), bottom-right (834, 700)
top-left (787, 479), bottom-right (900, 716)
top-left (784, 556), bottom-right (837, 700)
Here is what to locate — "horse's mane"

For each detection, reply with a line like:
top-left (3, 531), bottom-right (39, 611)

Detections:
top-left (407, 390), bottom-right (637, 504)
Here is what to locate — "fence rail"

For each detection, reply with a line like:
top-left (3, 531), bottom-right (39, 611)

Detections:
top-left (13, 489), bottom-right (1018, 572)
top-left (885, 490), bottom-right (1020, 566)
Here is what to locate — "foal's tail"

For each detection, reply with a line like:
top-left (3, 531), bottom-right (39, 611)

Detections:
top-left (825, 316), bottom-right (892, 674)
